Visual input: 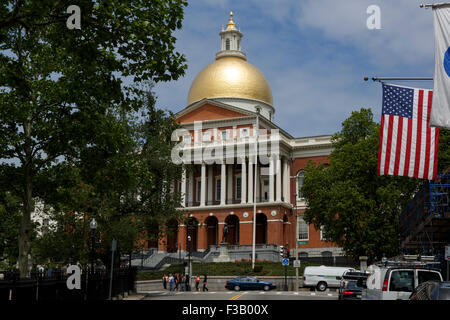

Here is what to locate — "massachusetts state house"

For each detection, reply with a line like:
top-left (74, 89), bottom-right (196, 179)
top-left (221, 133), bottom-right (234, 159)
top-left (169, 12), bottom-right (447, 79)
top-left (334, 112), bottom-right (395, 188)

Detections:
top-left (157, 13), bottom-right (343, 262)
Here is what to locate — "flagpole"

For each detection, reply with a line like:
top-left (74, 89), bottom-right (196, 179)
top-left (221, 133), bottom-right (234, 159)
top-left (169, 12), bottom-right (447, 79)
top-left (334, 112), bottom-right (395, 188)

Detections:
top-left (252, 106), bottom-right (260, 271)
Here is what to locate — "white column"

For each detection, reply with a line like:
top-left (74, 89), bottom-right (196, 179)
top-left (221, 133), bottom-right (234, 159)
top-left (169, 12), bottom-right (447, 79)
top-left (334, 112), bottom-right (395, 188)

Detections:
top-left (208, 165), bottom-right (213, 205)
top-left (248, 157), bottom-right (253, 204)
top-left (227, 164), bottom-right (233, 204)
top-left (221, 163), bottom-right (226, 206)
top-left (188, 168), bottom-right (194, 206)
top-left (181, 166), bottom-right (186, 207)
top-left (283, 158), bottom-right (290, 203)
top-left (276, 156), bottom-right (282, 202)
top-left (241, 157), bottom-right (247, 204)
top-left (200, 162), bottom-right (206, 206)
top-left (269, 156), bottom-right (275, 202)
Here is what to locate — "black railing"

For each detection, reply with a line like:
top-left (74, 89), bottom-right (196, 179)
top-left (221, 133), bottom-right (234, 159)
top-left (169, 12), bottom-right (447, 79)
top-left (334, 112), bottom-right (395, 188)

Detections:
top-left (190, 247), bottom-right (211, 259)
top-left (0, 267), bottom-right (137, 301)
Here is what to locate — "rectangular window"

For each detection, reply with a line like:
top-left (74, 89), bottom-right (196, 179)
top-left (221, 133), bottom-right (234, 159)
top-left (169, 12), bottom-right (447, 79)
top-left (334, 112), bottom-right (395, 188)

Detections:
top-left (240, 128), bottom-right (249, 138)
top-left (297, 216), bottom-right (309, 241)
top-left (236, 177), bottom-right (241, 200)
top-left (216, 178), bottom-right (221, 201)
top-left (417, 271), bottom-right (442, 285)
top-left (320, 225), bottom-right (328, 241)
top-left (183, 134), bottom-right (192, 143)
top-left (202, 131), bottom-right (211, 142)
top-left (221, 130), bottom-right (230, 141)
top-left (389, 270), bottom-right (414, 292)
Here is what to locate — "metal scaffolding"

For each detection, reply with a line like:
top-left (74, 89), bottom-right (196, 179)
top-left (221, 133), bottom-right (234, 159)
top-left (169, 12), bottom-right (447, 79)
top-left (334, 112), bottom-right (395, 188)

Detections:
top-left (400, 174), bottom-right (450, 258)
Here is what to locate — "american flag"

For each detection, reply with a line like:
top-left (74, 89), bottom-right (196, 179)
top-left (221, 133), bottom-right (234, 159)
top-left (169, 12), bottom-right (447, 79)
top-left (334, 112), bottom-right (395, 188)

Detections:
top-left (377, 83), bottom-right (439, 180)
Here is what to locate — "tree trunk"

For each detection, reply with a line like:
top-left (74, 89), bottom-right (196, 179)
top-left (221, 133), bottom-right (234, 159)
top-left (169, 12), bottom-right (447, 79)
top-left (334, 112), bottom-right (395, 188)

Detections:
top-left (18, 118), bottom-right (33, 278)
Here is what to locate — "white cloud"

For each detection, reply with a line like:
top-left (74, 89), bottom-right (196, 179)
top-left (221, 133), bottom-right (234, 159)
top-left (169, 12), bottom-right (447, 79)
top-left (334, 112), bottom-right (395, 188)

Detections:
top-left (153, 1), bottom-right (436, 137)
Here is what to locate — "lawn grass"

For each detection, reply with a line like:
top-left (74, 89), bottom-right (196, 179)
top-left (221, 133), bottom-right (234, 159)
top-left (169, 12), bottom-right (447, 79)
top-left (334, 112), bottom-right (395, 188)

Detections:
top-left (136, 261), bottom-right (319, 281)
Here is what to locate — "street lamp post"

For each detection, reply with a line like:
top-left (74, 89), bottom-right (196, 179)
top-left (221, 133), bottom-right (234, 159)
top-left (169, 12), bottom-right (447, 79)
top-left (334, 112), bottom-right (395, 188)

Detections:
top-left (187, 235), bottom-right (191, 291)
top-left (90, 218), bottom-right (97, 273)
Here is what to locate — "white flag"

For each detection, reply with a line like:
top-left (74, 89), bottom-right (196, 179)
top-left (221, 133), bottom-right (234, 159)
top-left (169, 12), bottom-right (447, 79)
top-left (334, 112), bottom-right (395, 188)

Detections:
top-left (431, 4), bottom-right (450, 129)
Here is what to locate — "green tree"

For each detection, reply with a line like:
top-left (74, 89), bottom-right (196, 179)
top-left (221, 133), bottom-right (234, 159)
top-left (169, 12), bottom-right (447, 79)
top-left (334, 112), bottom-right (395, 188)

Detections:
top-left (133, 88), bottom-right (184, 249)
top-left (0, 0), bottom-right (187, 277)
top-left (0, 190), bottom-right (21, 267)
top-left (302, 109), bottom-right (421, 262)
top-left (32, 87), bottom-right (184, 270)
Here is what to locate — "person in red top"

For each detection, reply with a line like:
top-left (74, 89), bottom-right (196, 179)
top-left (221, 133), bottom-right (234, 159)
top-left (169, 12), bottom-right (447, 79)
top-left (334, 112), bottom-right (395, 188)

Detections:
top-left (195, 274), bottom-right (200, 291)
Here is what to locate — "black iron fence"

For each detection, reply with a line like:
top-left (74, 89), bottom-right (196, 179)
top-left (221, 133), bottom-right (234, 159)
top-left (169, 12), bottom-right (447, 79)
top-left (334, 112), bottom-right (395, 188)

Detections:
top-left (294, 256), bottom-right (359, 268)
top-left (0, 267), bottom-right (137, 301)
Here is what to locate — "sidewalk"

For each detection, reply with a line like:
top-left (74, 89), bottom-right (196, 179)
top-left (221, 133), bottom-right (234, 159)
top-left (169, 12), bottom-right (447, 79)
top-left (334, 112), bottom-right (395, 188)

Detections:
top-left (122, 293), bottom-right (146, 300)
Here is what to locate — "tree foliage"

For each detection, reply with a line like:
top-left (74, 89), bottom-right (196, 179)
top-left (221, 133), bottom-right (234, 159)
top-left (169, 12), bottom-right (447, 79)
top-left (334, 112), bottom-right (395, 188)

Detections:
top-left (302, 109), bottom-right (423, 262)
top-left (0, 0), bottom-right (187, 276)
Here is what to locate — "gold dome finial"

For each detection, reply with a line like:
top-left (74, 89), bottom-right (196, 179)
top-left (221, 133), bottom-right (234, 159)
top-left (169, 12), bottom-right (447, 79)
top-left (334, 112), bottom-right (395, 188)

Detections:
top-left (226, 11), bottom-right (237, 30)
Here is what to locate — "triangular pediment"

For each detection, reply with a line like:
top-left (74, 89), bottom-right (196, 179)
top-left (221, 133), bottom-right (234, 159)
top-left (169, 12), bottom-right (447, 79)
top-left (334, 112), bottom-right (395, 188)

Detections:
top-left (175, 99), bottom-right (252, 124)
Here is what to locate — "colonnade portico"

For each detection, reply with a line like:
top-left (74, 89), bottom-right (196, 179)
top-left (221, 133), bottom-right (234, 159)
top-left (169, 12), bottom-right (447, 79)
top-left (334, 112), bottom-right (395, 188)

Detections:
top-left (180, 156), bottom-right (292, 208)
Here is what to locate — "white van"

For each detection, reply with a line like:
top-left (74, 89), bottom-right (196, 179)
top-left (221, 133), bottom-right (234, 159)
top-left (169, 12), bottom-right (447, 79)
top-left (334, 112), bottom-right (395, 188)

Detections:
top-left (303, 266), bottom-right (355, 291)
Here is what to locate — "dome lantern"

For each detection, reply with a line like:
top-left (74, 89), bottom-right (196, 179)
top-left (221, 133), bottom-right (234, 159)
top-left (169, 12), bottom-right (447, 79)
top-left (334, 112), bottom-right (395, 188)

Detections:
top-left (216, 11), bottom-right (246, 60)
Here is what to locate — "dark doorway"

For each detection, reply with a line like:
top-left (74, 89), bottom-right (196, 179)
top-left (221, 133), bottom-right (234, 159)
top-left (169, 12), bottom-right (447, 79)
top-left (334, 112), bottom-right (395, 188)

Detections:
top-left (205, 216), bottom-right (218, 247)
top-left (166, 219), bottom-right (178, 253)
top-left (187, 217), bottom-right (198, 252)
top-left (256, 213), bottom-right (267, 244)
top-left (225, 215), bottom-right (239, 245)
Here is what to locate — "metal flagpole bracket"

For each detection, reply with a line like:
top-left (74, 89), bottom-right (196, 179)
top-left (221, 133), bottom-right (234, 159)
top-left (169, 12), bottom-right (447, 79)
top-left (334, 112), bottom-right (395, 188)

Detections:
top-left (420, 3), bottom-right (450, 9)
top-left (364, 76), bottom-right (433, 82)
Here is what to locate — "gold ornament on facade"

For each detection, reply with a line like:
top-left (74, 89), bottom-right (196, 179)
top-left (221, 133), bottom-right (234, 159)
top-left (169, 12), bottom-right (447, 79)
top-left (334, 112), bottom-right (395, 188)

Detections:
top-left (226, 11), bottom-right (237, 31)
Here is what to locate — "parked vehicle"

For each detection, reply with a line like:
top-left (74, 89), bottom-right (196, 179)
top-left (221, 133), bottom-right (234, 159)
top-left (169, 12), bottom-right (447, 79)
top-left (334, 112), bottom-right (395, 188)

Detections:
top-left (338, 270), bottom-right (369, 300)
top-left (303, 266), bottom-right (355, 292)
top-left (338, 280), bottom-right (364, 300)
top-left (409, 281), bottom-right (450, 300)
top-left (225, 276), bottom-right (276, 291)
top-left (362, 255), bottom-right (443, 300)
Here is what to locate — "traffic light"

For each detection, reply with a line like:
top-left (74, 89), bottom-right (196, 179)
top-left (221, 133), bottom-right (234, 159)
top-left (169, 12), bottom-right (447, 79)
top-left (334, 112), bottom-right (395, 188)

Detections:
top-left (286, 248), bottom-right (290, 258)
top-left (280, 246), bottom-right (284, 257)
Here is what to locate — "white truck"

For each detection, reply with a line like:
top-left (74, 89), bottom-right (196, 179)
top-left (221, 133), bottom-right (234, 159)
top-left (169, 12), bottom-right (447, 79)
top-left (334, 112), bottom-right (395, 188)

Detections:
top-left (362, 256), bottom-right (443, 300)
top-left (303, 266), bottom-right (355, 291)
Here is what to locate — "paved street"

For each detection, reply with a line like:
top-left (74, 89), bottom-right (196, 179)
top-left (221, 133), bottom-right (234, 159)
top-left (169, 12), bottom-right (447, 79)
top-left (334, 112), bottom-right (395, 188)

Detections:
top-left (140, 290), bottom-right (338, 300)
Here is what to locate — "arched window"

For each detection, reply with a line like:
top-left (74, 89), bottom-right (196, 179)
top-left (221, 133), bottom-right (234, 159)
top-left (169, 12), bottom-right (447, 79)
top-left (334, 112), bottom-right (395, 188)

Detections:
top-left (296, 171), bottom-right (305, 199)
top-left (226, 38), bottom-right (230, 50)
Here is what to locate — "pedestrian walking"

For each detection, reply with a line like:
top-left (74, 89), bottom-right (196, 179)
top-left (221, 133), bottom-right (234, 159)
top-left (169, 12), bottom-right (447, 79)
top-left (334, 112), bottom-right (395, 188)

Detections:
top-left (163, 273), bottom-right (167, 290)
top-left (169, 273), bottom-right (174, 292)
top-left (174, 273), bottom-right (179, 291)
top-left (202, 274), bottom-right (208, 292)
top-left (195, 274), bottom-right (200, 291)
top-left (180, 273), bottom-right (185, 291)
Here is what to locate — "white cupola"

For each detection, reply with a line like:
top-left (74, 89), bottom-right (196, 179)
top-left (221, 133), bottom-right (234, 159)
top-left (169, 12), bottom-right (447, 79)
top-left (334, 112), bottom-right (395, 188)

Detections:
top-left (216, 12), bottom-right (246, 60)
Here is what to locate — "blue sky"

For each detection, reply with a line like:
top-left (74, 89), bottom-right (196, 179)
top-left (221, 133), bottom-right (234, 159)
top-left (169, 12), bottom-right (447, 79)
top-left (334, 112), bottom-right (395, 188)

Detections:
top-left (153, 0), bottom-right (436, 138)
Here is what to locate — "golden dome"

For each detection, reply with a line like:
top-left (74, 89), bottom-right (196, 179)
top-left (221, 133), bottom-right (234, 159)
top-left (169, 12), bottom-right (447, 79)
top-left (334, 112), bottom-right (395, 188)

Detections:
top-left (187, 56), bottom-right (273, 106)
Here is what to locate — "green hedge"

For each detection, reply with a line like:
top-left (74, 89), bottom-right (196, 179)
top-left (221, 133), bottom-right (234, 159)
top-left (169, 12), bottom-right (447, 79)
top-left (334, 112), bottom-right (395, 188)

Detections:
top-left (136, 261), bottom-right (319, 281)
